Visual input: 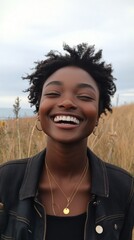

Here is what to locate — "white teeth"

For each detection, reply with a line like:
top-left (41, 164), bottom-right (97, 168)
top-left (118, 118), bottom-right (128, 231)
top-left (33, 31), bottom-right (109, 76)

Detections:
top-left (54, 115), bottom-right (80, 124)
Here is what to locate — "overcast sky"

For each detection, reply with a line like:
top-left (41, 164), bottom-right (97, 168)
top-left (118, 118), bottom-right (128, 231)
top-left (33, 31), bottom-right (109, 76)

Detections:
top-left (0, 0), bottom-right (134, 109)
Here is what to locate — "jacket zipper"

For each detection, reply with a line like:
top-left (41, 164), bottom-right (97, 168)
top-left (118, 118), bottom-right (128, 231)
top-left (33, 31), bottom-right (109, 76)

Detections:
top-left (34, 198), bottom-right (47, 240)
top-left (84, 194), bottom-right (96, 240)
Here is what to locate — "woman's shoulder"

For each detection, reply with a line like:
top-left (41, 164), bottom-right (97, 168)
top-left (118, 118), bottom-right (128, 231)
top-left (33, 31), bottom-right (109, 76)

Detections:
top-left (0, 150), bottom-right (45, 192)
top-left (88, 148), bottom-right (133, 181)
top-left (0, 158), bottom-right (28, 176)
top-left (105, 160), bottom-right (133, 181)
top-left (0, 158), bottom-right (29, 193)
top-left (104, 161), bottom-right (134, 202)
top-left (0, 149), bottom-right (45, 174)
top-left (88, 148), bottom-right (134, 201)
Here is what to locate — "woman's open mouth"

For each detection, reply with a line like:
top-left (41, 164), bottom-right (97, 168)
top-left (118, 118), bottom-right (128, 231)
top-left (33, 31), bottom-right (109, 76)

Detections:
top-left (53, 115), bottom-right (80, 125)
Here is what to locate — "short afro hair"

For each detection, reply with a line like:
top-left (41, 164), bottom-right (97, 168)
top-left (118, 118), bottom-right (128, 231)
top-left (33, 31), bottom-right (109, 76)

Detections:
top-left (23, 43), bottom-right (116, 116)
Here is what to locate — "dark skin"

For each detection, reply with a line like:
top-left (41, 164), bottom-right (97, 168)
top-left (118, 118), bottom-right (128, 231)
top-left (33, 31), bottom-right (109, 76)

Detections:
top-left (38, 66), bottom-right (99, 216)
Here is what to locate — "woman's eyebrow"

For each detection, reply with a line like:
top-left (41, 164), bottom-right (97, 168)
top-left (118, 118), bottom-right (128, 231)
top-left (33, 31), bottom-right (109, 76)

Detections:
top-left (45, 81), bottom-right (97, 92)
top-left (45, 80), bottom-right (62, 87)
top-left (77, 83), bottom-right (97, 92)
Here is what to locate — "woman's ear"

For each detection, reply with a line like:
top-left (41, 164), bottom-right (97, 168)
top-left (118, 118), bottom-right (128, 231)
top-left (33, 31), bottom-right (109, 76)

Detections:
top-left (37, 113), bottom-right (40, 121)
top-left (95, 120), bottom-right (98, 127)
top-left (36, 115), bottom-right (42, 131)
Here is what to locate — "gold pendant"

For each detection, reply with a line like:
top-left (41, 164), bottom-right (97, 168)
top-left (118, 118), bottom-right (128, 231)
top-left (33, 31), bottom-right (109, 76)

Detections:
top-left (63, 207), bottom-right (70, 215)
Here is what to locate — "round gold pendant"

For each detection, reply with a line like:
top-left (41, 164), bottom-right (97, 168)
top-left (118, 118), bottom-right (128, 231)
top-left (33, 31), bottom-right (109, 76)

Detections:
top-left (63, 208), bottom-right (70, 215)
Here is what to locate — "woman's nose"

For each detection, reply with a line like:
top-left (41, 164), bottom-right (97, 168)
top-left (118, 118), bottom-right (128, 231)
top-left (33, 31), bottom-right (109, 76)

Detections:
top-left (58, 97), bottom-right (77, 110)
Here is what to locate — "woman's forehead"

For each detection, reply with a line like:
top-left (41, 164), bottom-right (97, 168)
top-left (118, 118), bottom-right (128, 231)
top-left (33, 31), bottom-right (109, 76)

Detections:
top-left (43, 66), bottom-right (99, 91)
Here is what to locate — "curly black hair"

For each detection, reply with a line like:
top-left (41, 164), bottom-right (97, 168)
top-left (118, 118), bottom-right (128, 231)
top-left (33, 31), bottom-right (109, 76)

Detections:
top-left (23, 43), bottom-right (116, 116)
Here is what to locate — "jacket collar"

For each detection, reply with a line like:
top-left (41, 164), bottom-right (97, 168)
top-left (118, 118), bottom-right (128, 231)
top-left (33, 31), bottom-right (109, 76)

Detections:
top-left (19, 150), bottom-right (46, 200)
top-left (19, 148), bottom-right (109, 200)
top-left (87, 149), bottom-right (109, 197)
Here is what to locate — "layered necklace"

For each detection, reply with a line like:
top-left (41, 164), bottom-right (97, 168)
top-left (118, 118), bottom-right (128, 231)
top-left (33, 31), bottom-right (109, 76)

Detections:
top-left (46, 158), bottom-right (88, 215)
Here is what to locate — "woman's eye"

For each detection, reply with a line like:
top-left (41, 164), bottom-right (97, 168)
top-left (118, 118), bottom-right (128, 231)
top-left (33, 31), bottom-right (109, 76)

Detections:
top-left (78, 95), bottom-right (93, 101)
top-left (45, 92), bottom-right (60, 97)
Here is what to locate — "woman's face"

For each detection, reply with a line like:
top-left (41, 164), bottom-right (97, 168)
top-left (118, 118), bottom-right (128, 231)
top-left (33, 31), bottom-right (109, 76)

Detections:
top-left (38, 66), bottom-right (99, 144)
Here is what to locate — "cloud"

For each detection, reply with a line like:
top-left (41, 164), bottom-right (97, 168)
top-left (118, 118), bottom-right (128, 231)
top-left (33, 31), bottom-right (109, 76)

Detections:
top-left (0, 95), bottom-right (30, 108)
top-left (112, 89), bottom-right (134, 106)
top-left (0, 0), bottom-right (134, 107)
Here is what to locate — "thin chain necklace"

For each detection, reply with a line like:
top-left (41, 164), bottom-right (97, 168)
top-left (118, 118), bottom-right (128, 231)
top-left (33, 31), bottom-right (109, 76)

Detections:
top-left (46, 158), bottom-right (88, 215)
top-left (46, 165), bottom-right (57, 215)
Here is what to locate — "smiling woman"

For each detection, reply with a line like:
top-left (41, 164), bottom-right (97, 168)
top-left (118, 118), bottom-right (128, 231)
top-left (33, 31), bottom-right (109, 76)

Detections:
top-left (38, 66), bottom-right (99, 143)
top-left (0, 43), bottom-right (134, 240)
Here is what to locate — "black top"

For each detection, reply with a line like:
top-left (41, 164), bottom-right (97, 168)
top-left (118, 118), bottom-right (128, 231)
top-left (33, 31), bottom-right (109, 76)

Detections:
top-left (46, 213), bottom-right (87, 240)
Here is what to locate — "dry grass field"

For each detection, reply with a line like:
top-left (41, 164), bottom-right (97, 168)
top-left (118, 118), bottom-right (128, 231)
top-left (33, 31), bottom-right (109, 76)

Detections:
top-left (0, 103), bottom-right (134, 176)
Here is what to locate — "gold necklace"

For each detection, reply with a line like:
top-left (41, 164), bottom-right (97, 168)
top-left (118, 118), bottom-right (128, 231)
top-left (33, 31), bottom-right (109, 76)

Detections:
top-left (46, 166), bottom-right (57, 215)
top-left (46, 159), bottom-right (88, 215)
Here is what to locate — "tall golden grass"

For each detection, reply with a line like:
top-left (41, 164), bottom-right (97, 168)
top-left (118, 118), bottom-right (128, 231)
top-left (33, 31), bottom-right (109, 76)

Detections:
top-left (0, 104), bottom-right (134, 175)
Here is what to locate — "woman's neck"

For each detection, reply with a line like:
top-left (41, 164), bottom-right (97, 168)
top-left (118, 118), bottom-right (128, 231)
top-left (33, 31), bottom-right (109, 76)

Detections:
top-left (45, 137), bottom-right (88, 178)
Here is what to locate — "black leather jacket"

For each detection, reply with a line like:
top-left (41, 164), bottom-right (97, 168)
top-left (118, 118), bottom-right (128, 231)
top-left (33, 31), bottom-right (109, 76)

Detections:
top-left (0, 149), bottom-right (134, 240)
